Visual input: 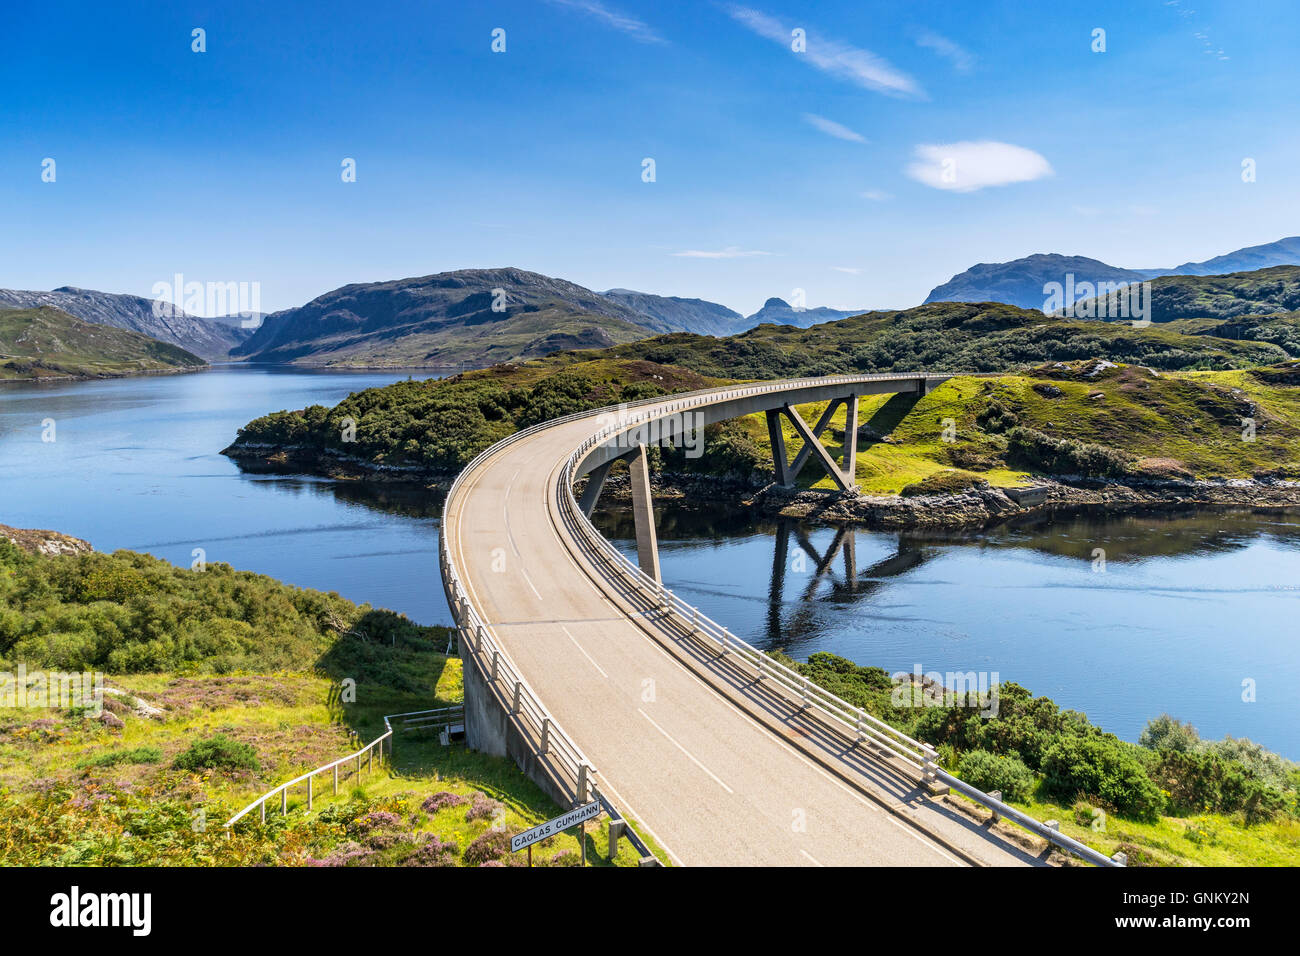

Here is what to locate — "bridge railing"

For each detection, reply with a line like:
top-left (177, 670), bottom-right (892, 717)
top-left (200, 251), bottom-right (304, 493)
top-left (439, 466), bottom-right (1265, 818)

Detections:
top-left (552, 376), bottom-right (1123, 868)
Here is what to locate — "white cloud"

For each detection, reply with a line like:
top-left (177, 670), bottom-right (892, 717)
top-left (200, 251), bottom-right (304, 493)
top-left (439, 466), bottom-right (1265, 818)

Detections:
top-left (832, 266), bottom-right (861, 274)
top-left (914, 29), bottom-right (975, 72)
top-left (547, 0), bottom-right (666, 44)
top-left (802, 113), bottom-right (867, 143)
top-left (725, 5), bottom-right (923, 98)
top-left (905, 141), bottom-right (1053, 192)
top-left (672, 247), bottom-right (774, 259)
top-left (860, 189), bottom-right (891, 201)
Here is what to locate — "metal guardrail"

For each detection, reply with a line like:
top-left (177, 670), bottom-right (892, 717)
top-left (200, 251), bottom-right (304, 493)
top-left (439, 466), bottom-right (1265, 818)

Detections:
top-left (224, 706), bottom-right (463, 830)
top-left (443, 371), bottom-right (1123, 867)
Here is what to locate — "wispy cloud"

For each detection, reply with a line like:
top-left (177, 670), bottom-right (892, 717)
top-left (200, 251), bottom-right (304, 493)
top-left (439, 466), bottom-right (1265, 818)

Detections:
top-left (802, 113), bottom-right (867, 143)
top-left (914, 29), bottom-right (975, 72)
top-left (672, 246), bottom-right (774, 259)
top-left (832, 266), bottom-right (861, 274)
top-left (547, 0), bottom-right (667, 44)
top-left (905, 141), bottom-right (1053, 192)
top-left (725, 5), bottom-right (923, 98)
top-left (860, 189), bottom-right (891, 201)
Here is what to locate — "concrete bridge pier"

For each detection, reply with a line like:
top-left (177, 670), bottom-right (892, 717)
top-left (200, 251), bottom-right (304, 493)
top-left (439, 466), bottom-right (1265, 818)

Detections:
top-left (627, 444), bottom-right (661, 583)
top-left (768, 393), bottom-right (860, 491)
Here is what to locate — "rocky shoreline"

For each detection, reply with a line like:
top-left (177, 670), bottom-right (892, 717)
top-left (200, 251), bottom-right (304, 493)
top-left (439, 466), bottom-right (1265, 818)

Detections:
top-left (221, 442), bottom-right (1300, 531)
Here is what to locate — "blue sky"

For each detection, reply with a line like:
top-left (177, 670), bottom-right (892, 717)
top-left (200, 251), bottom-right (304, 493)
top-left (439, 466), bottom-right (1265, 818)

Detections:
top-left (4, 0), bottom-right (1298, 316)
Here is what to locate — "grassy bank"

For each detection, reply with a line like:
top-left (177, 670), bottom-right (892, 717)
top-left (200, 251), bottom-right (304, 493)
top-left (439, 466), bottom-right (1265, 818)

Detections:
top-left (775, 651), bottom-right (1300, 866)
top-left (0, 538), bottom-right (655, 866)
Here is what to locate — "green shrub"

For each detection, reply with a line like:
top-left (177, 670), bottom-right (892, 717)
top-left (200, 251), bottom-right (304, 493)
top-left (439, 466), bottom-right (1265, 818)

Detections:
top-left (1150, 748), bottom-right (1290, 823)
top-left (1005, 426), bottom-right (1133, 478)
top-left (1139, 714), bottom-right (1200, 753)
top-left (1040, 736), bottom-right (1165, 821)
top-left (173, 734), bottom-right (260, 773)
top-left (76, 745), bottom-right (164, 769)
top-left (956, 749), bottom-right (1036, 801)
top-left (900, 469), bottom-right (989, 497)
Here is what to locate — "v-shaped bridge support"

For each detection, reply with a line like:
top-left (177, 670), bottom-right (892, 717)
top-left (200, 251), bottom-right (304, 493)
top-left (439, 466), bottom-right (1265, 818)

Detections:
top-left (765, 394), bottom-right (859, 492)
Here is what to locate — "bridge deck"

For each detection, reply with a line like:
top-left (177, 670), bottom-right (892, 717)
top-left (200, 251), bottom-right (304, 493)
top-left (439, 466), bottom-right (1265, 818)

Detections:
top-left (447, 387), bottom-right (1040, 867)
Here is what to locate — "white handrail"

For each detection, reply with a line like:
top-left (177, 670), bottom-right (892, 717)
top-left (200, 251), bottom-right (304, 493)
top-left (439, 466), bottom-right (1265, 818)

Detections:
top-left (224, 706), bottom-right (463, 830)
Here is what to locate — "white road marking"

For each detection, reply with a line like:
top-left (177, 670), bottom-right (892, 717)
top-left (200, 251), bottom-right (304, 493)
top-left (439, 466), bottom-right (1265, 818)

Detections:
top-left (561, 625), bottom-right (608, 678)
top-left (638, 708), bottom-right (734, 794)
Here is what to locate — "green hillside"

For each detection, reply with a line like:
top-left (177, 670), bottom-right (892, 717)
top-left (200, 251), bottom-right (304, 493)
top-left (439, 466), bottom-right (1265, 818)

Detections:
top-left (0, 306), bottom-right (206, 380)
top-left (0, 537), bottom-right (651, 866)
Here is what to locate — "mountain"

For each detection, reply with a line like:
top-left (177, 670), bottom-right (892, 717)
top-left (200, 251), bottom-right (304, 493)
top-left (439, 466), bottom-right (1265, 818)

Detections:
top-left (925, 238), bottom-right (1300, 310)
top-left (231, 267), bottom-right (660, 368)
top-left (0, 306), bottom-right (207, 380)
top-left (601, 288), bottom-right (746, 336)
top-left (924, 255), bottom-right (1150, 310)
top-left (744, 297), bottom-right (864, 329)
top-left (1077, 266), bottom-right (1300, 325)
top-left (1157, 236), bottom-right (1300, 277)
top-left (0, 287), bottom-right (249, 360)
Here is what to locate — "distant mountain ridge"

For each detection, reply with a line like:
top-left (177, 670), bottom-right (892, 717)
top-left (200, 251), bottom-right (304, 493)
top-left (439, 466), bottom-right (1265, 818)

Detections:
top-left (743, 297), bottom-right (864, 328)
top-left (0, 305), bottom-right (207, 380)
top-left (0, 287), bottom-right (249, 360)
top-left (601, 288), bottom-right (746, 336)
top-left (925, 236), bottom-right (1300, 311)
top-left (232, 267), bottom-right (658, 367)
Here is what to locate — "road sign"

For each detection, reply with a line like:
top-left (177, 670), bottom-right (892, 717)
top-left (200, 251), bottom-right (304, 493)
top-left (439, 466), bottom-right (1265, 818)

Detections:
top-left (511, 801), bottom-right (601, 853)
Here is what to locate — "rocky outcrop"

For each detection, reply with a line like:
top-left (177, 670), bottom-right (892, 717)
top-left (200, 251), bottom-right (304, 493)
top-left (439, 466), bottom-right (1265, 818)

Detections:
top-left (0, 524), bottom-right (93, 556)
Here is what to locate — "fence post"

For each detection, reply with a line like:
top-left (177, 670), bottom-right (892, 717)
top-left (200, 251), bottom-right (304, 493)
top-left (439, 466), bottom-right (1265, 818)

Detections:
top-left (608, 819), bottom-right (625, 860)
top-left (989, 790), bottom-right (1002, 822)
top-left (512, 681), bottom-right (522, 714)
top-left (578, 763), bottom-right (591, 803)
top-left (855, 710), bottom-right (865, 743)
top-left (281, 788), bottom-right (287, 816)
top-left (540, 718), bottom-right (550, 755)
top-left (260, 801), bottom-right (266, 824)
top-left (333, 764), bottom-right (339, 795)
top-left (492, 649), bottom-right (500, 684)
top-left (308, 775), bottom-right (313, 812)
top-left (922, 744), bottom-right (938, 789)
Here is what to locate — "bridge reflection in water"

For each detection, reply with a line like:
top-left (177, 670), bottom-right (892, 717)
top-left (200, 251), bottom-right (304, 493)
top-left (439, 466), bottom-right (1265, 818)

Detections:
top-left (590, 503), bottom-right (929, 653)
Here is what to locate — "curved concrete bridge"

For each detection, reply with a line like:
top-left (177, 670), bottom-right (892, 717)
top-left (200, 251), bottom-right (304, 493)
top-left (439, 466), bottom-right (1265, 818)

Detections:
top-left (440, 374), bottom-right (1061, 867)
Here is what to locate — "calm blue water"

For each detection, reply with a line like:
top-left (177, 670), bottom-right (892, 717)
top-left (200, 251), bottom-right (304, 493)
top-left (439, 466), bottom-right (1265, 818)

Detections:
top-left (595, 505), bottom-right (1300, 759)
top-left (0, 365), bottom-right (450, 624)
top-left (2, 367), bottom-right (1296, 757)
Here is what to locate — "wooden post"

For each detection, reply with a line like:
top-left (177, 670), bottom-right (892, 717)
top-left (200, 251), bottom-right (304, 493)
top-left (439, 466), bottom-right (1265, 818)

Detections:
top-left (333, 764), bottom-right (339, 795)
top-left (308, 775), bottom-right (313, 812)
top-left (281, 788), bottom-right (287, 815)
top-left (580, 820), bottom-right (587, 867)
top-left (528, 844), bottom-right (533, 868)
